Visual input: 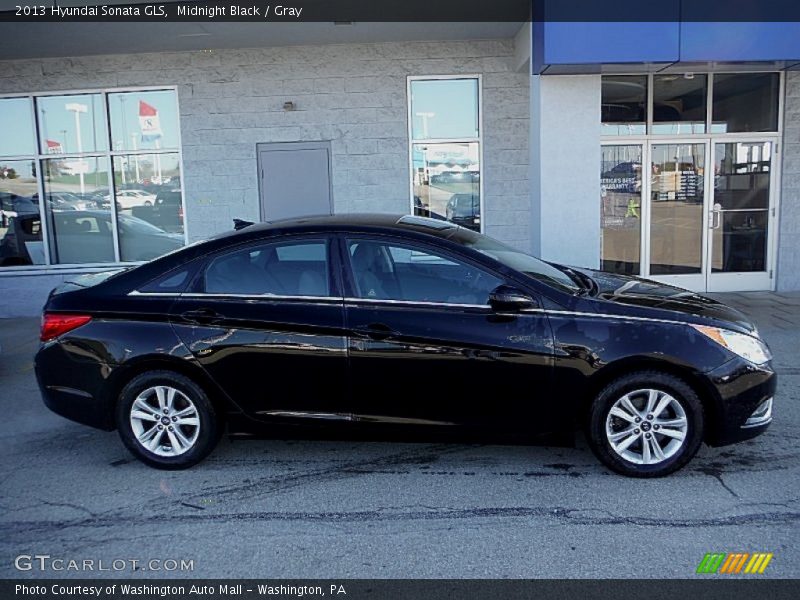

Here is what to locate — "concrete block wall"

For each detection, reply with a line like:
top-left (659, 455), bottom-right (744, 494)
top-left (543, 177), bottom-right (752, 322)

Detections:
top-left (778, 71), bottom-right (800, 291)
top-left (0, 40), bottom-right (529, 250)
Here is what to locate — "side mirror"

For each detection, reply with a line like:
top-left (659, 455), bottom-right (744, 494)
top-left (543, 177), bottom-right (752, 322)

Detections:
top-left (489, 285), bottom-right (537, 312)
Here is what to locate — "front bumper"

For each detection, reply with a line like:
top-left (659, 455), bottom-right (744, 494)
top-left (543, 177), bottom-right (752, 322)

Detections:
top-left (704, 357), bottom-right (776, 446)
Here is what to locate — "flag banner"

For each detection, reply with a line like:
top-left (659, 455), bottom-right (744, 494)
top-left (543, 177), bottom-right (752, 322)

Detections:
top-left (138, 100), bottom-right (162, 142)
top-left (45, 139), bottom-right (63, 154)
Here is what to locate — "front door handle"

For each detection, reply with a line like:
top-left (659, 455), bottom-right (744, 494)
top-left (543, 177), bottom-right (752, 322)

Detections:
top-left (353, 323), bottom-right (398, 341)
top-left (181, 308), bottom-right (222, 324)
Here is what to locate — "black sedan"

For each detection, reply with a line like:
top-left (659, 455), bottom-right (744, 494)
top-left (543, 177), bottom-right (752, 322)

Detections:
top-left (35, 214), bottom-right (775, 476)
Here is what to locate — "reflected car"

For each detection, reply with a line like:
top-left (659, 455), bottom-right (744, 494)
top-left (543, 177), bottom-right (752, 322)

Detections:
top-left (0, 193), bottom-right (38, 227)
top-left (131, 189), bottom-right (183, 233)
top-left (35, 214), bottom-right (775, 476)
top-left (114, 189), bottom-right (157, 210)
top-left (31, 192), bottom-right (92, 211)
top-left (446, 193), bottom-right (480, 231)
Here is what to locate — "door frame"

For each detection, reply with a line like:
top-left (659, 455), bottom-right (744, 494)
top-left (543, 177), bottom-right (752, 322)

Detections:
top-left (256, 140), bottom-right (334, 222)
top-left (704, 135), bottom-right (781, 293)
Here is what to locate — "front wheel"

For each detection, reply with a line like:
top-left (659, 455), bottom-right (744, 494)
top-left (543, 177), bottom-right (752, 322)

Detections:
top-left (115, 370), bottom-right (220, 469)
top-left (587, 371), bottom-right (704, 477)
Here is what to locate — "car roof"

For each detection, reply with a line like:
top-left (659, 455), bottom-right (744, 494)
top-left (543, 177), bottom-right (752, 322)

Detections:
top-left (217, 213), bottom-right (460, 241)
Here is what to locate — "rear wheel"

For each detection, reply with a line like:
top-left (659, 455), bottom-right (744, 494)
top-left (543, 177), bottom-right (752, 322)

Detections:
top-left (587, 371), bottom-right (704, 477)
top-left (115, 370), bottom-right (220, 469)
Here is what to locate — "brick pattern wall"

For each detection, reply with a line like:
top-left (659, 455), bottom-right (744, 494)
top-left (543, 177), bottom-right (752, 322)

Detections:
top-left (779, 71), bottom-right (800, 291)
top-left (0, 40), bottom-right (530, 249)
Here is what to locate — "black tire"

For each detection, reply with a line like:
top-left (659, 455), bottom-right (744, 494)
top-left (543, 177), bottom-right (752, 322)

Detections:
top-left (115, 370), bottom-right (221, 469)
top-left (587, 371), bottom-right (704, 477)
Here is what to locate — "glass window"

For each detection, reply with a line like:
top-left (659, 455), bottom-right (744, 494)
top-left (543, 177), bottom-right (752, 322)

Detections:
top-left (601, 76), bottom-right (647, 135)
top-left (112, 152), bottom-right (184, 261)
top-left (41, 157), bottom-right (115, 264)
top-left (409, 79), bottom-right (479, 140)
top-left (652, 75), bottom-right (707, 135)
top-left (204, 240), bottom-right (329, 297)
top-left (141, 266), bottom-right (194, 293)
top-left (347, 239), bottom-right (501, 304)
top-left (412, 142), bottom-right (480, 231)
top-left (108, 90), bottom-right (179, 152)
top-left (37, 94), bottom-right (108, 154)
top-left (649, 143), bottom-right (706, 275)
top-left (0, 98), bottom-right (36, 157)
top-left (601, 145), bottom-right (643, 275)
top-left (0, 160), bottom-right (42, 266)
top-left (712, 73), bottom-right (779, 133)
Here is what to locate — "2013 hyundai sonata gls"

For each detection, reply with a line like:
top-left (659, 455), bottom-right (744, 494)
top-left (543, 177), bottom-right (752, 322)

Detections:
top-left (35, 214), bottom-right (776, 476)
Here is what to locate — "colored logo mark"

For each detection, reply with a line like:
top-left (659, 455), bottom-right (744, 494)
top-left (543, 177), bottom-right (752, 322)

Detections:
top-left (696, 552), bottom-right (773, 574)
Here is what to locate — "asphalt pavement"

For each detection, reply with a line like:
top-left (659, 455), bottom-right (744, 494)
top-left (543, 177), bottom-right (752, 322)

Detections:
top-left (1, 293), bottom-right (798, 579)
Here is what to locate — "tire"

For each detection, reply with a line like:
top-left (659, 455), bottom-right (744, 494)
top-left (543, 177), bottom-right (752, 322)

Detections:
top-left (587, 371), bottom-right (704, 477)
top-left (115, 370), bottom-right (221, 469)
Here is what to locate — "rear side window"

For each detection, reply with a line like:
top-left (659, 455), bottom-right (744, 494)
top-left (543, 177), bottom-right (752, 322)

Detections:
top-left (203, 239), bottom-right (330, 297)
top-left (140, 265), bottom-right (195, 293)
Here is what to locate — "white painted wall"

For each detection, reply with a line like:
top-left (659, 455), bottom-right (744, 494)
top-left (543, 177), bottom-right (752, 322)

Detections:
top-left (529, 74), bottom-right (601, 268)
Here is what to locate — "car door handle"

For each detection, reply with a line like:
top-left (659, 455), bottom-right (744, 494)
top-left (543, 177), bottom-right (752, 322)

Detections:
top-left (353, 323), bottom-right (398, 341)
top-left (181, 308), bottom-right (223, 324)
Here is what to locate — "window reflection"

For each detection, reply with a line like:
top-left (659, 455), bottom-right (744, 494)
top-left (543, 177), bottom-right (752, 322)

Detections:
top-left (409, 79), bottom-right (479, 140)
top-left (601, 76), bottom-right (647, 135)
top-left (0, 98), bottom-right (36, 157)
top-left (37, 94), bottom-right (108, 154)
top-left (412, 142), bottom-right (480, 231)
top-left (41, 157), bottom-right (115, 264)
top-left (0, 160), bottom-right (42, 266)
top-left (108, 90), bottom-right (180, 152)
top-left (112, 152), bottom-right (184, 262)
top-left (649, 144), bottom-right (705, 275)
top-left (601, 145), bottom-right (642, 274)
top-left (652, 75), bottom-right (707, 135)
top-left (712, 73), bottom-right (779, 133)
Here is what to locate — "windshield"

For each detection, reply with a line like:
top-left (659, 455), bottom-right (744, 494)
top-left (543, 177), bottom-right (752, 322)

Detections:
top-left (450, 228), bottom-right (581, 293)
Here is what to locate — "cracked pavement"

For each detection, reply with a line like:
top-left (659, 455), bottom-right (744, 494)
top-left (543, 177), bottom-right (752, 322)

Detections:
top-left (1, 293), bottom-right (798, 578)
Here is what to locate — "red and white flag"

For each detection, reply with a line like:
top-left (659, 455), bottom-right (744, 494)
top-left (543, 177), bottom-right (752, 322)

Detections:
top-left (45, 139), bottom-right (63, 154)
top-left (138, 100), bottom-right (162, 141)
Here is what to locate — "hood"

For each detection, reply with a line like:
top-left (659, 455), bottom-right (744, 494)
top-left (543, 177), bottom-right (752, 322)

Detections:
top-left (574, 268), bottom-right (758, 335)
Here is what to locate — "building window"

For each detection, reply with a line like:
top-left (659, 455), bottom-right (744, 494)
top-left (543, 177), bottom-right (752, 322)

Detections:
top-left (408, 76), bottom-right (482, 232)
top-left (0, 87), bottom-right (185, 270)
top-left (711, 73), bottom-right (780, 133)
top-left (601, 145), bottom-right (643, 274)
top-left (601, 75), bottom-right (647, 136)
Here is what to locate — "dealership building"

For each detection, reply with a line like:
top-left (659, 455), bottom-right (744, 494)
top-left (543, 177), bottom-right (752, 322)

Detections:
top-left (1, 12), bottom-right (799, 316)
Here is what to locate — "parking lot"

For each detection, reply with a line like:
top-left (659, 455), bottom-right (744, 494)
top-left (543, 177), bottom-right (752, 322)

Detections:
top-left (1, 292), bottom-right (799, 579)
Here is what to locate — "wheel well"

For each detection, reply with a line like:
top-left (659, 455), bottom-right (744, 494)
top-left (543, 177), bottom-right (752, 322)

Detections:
top-left (102, 356), bottom-right (236, 429)
top-left (578, 357), bottom-right (720, 439)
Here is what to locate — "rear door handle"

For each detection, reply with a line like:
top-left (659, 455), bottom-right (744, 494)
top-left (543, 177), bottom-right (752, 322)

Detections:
top-left (353, 323), bottom-right (398, 341)
top-left (181, 308), bottom-right (223, 324)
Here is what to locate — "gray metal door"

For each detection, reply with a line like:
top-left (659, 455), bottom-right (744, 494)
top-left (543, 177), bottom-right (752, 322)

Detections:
top-left (257, 141), bottom-right (333, 221)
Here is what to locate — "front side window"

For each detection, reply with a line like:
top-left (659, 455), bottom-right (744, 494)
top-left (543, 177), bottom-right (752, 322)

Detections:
top-left (0, 87), bottom-right (184, 269)
top-left (204, 240), bottom-right (330, 297)
top-left (347, 239), bottom-right (501, 305)
top-left (408, 77), bottom-right (482, 232)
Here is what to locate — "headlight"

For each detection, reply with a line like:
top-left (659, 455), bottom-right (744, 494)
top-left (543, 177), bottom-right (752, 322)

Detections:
top-left (691, 324), bottom-right (771, 365)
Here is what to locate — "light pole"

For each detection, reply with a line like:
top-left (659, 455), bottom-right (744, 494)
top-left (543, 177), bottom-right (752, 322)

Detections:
top-left (65, 102), bottom-right (88, 194)
top-left (130, 133), bottom-right (141, 183)
top-left (415, 111), bottom-right (435, 138)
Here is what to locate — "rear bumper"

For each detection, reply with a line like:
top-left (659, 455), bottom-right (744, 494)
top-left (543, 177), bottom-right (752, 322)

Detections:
top-left (704, 358), bottom-right (776, 446)
top-left (35, 342), bottom-right (115, 431)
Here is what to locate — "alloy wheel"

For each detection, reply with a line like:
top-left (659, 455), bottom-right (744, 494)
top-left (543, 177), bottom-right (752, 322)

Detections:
top-left (129, 385), bottom-right (200, 457)
top-left (605, 388), bottom-right (688, 465)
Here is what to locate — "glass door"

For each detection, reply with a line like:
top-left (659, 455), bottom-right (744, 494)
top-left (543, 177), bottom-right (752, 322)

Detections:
top-left (706, 141), bottom-right (775, 292)
top-left (646, 142), bottom-right (709, 291)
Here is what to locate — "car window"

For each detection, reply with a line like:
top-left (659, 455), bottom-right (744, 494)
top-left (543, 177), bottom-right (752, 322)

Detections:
top-left (347, 239), bottom-right (501, 305)
top-left (204, 239), bottom-right (330, 297)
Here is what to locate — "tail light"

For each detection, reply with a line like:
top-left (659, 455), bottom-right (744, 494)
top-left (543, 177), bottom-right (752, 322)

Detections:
top-left (40, 313), bottom-right (92, 342)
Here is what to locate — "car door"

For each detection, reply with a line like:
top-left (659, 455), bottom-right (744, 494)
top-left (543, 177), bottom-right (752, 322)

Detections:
top-left (340, 235), bottom-right (555, 431)
top-left (170, 235), bottom-right (349, 422)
